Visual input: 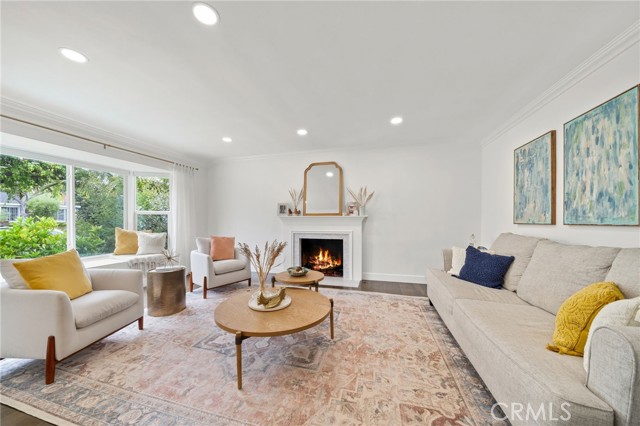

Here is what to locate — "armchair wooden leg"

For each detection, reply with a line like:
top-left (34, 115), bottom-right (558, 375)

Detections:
top-left (45, 336), bottom-right (56, 385)
top-left (189, 273), bottom-right (194, 293)
top-left (138, 317), bottom-right (144, 330)
top-left (248, 277), bottom-right (251, 287)
top-left (203, 276), bottom-right (208, 299)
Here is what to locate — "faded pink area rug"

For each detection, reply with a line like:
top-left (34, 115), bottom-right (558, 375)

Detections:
top-left (1, 285), bottom-right (508, 425)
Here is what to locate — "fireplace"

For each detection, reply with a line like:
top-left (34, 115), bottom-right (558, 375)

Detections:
top-left (301, 238), bottom-right (343, 277)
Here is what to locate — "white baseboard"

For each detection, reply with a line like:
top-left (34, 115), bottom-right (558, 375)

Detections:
top-left (362, 273), bottom-right (427, 284)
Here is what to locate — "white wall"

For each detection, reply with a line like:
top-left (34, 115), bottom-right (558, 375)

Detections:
top-left (208, 143), bottom-right (481, 283)
top-left (481, 42), bottom-right (640, 248)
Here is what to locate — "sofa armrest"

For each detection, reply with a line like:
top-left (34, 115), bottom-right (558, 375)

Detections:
top-left (0, 286), bottom-right (75, 359)
top-left (586, 326), bottom-right (640, 426)
top-left (442, 248), bottom-right (452, 272)
top-left (88, 269), bottom-right (143, 297)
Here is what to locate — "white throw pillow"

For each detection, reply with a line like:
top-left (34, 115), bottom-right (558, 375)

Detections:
top-left (583, 297), bottom-right (640, 372)
top-left (0, 259), bottom-right (30, 289)
top-left (447, 246), bottom-right (467, 276)
top-left (136, 232), bottom-right (166, 255)
top-left (195, 237), bottom-right (211, 254)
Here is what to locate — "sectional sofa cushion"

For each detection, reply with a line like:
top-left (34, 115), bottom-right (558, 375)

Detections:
top-left (458, 246), bottom-right (514, 288)
top-left (490, 232), bottom-right (543, 291)
top-left (452, 299), bottom-right (614, 425)
top-left (425, 269), bottom-right (527, 318)
top-left (517, 240), bottom-right (620, 315)
top-left (604, 248), bottom-right (640, 299)
top-left (547, 282), bottom-right (624, 356)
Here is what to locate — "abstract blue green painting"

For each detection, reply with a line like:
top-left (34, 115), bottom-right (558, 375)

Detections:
top-left (514, 131), bottom-right (556, 224)
top-left (564, 86), bottom-right (639, 225)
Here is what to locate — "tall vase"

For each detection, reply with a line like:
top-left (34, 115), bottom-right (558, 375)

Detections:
top-left (359, 205), bottom-right (366, 216)
top-left (258, 274), bottom-right (267, 294)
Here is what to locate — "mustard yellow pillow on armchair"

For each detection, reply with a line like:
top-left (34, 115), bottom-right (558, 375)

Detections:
top-left (547, 282), bottom-right (624, 356)
top-left (12, 249), bottom-right (92, 300)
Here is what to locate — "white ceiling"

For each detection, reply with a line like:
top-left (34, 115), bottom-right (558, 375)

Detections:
top-left (1, 1), bottom-right (638, 162)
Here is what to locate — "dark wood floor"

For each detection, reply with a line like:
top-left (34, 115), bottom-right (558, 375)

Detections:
top-left (0, 280), bottom-right (427, 426)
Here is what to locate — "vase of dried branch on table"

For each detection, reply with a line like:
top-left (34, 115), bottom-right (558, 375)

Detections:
top-left (238, 240), bottom-right (288, 309)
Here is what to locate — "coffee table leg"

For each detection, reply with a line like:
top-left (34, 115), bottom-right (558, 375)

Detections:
top-left (235, 331), bottom-right (243, 390)
top-left (330, 298), bottom-right (334, 339)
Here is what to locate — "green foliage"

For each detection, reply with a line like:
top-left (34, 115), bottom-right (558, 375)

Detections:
top-left (136, 177), bottom-right (169, 211)
top-left (137, 214), bottom-right (168, 234)
top-left (0, 217), bottom-right (66, 259)
top-left (74, 168), bottom-right (123, 255)
top-left (75, 220), bottom-right (104, 256)
top-left (0, 155), bottom-right (65, 202)
top-left (26, 195), bottom-right (60, 219)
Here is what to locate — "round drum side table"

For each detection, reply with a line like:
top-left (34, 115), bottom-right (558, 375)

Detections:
top-left (147, 266), bottom-right (186, 316)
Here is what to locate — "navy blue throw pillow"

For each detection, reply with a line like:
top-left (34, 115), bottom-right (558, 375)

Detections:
top-left (458, 246), bottom-right (515, 289)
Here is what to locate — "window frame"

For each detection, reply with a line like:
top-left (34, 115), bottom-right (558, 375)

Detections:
top-left (130, 172), bottom-right (171, 241)
top-left (1, 148), bottom-right (171, 260)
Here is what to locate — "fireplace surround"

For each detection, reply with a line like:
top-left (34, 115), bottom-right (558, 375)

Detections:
top-left (279, 216), bottom-right (365, 287)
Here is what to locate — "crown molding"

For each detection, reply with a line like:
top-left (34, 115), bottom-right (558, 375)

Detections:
top-left (0, 97), bottom-right (205, 168)
top-left (480, 21), bottom-right (640, 148)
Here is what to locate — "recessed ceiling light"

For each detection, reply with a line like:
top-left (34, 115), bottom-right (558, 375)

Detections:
top-left (59, 47), bottom-right (88, 63)
top-left (297, 129), bottom-right (308, 136)
top-left (390, 116), bottom-right (403, 125)
top-left (326, 172), bottom-right (334, 177)
top-left (193, 2), bottom-right (219, 26)
top-left (222, 137), bottom-right (232, 143)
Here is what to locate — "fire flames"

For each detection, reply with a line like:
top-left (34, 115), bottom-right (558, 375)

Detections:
top-left (309, 248), bottom-right (342, 271)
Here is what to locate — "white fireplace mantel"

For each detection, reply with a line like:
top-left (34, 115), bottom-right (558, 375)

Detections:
top-left (279, 215), bottom-right (366, 287)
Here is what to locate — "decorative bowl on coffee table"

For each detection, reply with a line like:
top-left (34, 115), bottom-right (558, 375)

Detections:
top-left (287, 266), bottom-right (309, 277)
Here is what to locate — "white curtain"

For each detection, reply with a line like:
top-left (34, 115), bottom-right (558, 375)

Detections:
top-left (170, 164), bottom-right (197, 273)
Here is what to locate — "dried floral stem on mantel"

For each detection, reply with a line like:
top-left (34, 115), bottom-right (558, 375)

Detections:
top-left (289, 188), bottom-right (304, 211)
top-left (347, 186), bottom-right (375, 208)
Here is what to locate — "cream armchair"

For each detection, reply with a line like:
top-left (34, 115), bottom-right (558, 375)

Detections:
top-left (0, 268), bottom-right (144, 384)
top-left (189, 238), bottom-right (251, 298)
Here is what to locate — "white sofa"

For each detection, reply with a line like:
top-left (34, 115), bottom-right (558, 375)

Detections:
top-left (425, 233), bottom-right (639, 426)
top-left (189, 237), bottom-right (251, 298)
top-left (1, 268), bottom-right (144, 384)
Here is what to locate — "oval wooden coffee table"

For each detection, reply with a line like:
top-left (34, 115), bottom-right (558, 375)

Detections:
top-left (271, 270), bottom-right (324, 292)
top-left (214, 288), bottom-right (334, 389)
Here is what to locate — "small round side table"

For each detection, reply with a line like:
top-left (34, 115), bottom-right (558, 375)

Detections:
top-left (147, 266), bottom-right (186, 316)
top-left (271, 270), bottom-right (324, 292)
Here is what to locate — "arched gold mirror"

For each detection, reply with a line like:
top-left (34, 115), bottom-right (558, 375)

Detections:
top-left (303, 162), bottom-right (343, 216)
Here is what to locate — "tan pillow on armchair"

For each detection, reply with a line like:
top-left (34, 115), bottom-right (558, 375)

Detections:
top-left (210, 236), bottom-right (235, 260)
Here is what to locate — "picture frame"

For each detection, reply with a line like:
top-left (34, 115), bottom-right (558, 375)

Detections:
top-left (563, 85), bottom-right (639, 225)
top-left (277, 203), bottom-right (289, 216)
top-left (346, 202), bottom-right (359, 216)
top-left (513, 130), bottom-right (556, 224)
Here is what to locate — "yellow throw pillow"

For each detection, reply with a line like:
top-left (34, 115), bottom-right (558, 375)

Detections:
top-left (12, 249), bottom-right (92, 300)
top-left (114, 227), bottom-right (138, 255)
top-left (547, 282), bottom-right (624, 356)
